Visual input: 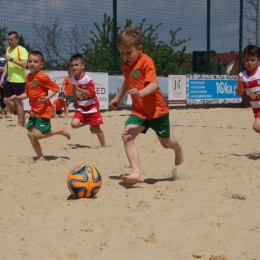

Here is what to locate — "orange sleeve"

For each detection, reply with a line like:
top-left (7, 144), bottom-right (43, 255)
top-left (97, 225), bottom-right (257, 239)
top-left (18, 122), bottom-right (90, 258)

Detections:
top-left (38, 74), bottom-right (60, 92)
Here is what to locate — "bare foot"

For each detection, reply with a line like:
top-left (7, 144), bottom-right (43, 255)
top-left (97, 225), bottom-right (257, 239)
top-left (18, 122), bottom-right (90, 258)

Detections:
top-left (37, 157), bottom-right (46, 161)
top-left (60, 127), bottom-right (71, 140)
top-left (175, 143), bottom-right (184, 166)
top-left (121, 173), bottom-right (144, 184)
top-left (16, 124), bottom-right (24, 128)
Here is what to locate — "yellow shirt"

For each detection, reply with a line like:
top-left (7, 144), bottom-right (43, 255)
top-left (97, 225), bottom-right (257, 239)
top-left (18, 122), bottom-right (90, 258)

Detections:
top-left (6, 45), bottom-right (28, 83)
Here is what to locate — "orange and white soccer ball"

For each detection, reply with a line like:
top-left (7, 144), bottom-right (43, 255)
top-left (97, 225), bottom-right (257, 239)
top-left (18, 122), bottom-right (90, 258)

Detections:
top-left (67, 163), bottom-right (102, 198)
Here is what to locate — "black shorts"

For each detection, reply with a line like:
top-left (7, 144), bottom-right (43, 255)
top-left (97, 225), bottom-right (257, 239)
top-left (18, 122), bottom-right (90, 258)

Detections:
top-left (0, 86), bottom-right (6, 108)
top-left (3, 82), bottom-right (25, 98)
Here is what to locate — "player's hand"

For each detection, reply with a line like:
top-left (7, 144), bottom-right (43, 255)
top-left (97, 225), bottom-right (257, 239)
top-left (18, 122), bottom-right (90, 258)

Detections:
top-left (109, 99), bottom-right (119, 110)
top-left (73, 102), bottom-right (78, 109)
top-left (10, 95), bottom-right (18, 101)
top-left (127, 87), bottom-right (140, 98)
top-left (237, 75), bottom-right (243, 84)
top-left (72, 82), bottom-right (79, 90)
top-left (38, 96), bottom-right (47, 103)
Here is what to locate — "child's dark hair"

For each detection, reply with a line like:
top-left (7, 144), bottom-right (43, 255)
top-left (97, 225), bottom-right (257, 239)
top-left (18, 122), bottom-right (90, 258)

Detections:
top-left (116, 27), bottom-right (142, 48)
top-left (29, 51), bottom-right (44, 62)
top-left (59, 92), bottom-right (66, 97)
top-left (69, 53), bottom-right (84, 63)
top-left (243, 45), bottom-right (260, 58)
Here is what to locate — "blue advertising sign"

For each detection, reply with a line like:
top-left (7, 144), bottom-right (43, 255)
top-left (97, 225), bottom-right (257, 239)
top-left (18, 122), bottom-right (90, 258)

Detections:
top-left (188, 79), bottom-right (239, 100)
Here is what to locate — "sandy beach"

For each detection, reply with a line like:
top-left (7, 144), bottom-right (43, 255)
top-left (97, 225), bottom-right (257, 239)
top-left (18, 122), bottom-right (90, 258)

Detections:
top-left (0, 107), bottom-right (259, 260)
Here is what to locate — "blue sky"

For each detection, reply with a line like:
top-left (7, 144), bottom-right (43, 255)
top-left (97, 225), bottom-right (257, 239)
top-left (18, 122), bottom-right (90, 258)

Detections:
top-left (0, 0), bottom-right (255, 54)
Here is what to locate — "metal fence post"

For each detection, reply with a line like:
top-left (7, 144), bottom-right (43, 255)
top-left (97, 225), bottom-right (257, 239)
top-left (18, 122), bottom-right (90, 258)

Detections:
top-left (113, 0), bottom-right (118, 72)
top-left (239, 0), bottom-right (243, 72)
top-left (207, 0), bottom-right (211, 74)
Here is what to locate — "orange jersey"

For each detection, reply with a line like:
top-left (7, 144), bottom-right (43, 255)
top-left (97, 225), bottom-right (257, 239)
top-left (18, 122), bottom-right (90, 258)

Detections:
top-left (62, 76), bottom-right (73, 96)
top-left (26, 71), bottom-right (60, 119)
top-left (53, 98), bottom-right (68, 112)
top-left (121, 53), bottom-right (169, 119)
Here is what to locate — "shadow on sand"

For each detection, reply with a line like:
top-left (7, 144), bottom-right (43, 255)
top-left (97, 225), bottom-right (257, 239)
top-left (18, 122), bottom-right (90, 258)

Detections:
top-left (33, 155), bottom-right (70, 161)
top-left (230, 153), bottom-right (260, 161)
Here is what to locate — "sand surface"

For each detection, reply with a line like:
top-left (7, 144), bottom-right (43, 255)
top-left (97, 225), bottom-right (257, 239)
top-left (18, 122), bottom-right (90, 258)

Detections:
top-left (0, 107), bottom-right (259, 260)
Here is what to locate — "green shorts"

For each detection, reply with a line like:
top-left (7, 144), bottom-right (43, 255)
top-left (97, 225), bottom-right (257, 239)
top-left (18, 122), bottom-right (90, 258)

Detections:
top-left (27, 115), bottom-right (51, 133)
top-left (66, 96), bottom-right (73, 105)
top-left (125, 113), bottom-right (170, 138)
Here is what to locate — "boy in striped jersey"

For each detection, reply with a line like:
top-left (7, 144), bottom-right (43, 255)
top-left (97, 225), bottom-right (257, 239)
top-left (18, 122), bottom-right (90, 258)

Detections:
top-left (237, 45), bottom-right (260, 133)
top-left (69, 53), bottom-right (105, 147)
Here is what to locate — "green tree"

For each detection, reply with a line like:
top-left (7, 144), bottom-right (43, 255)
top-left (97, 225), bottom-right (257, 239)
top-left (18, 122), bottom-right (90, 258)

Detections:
top-left (83, 14), bottom-right (191, 74)
top-left (18, 34), bottom-right (31, 51)
top-left (0, 26), bottom-right (8, 55)
top-left (83, 13), bottom-right (116, 72)
top-left (32, 19), bottom-right (89, 70)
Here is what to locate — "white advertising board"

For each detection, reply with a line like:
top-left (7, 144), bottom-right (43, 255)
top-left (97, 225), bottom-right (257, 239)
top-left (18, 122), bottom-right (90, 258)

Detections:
top-left (168, 75), bottom-right (187, 106)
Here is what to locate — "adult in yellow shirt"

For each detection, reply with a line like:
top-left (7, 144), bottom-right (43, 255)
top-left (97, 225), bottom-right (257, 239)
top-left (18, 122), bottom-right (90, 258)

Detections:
top-left (0, 31), bottom-right (28, 127)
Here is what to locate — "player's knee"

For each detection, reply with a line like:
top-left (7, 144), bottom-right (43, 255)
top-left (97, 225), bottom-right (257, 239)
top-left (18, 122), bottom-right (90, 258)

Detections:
top-left (27, 131), bottom-right (34, 139)
top-left (71, 122), bottom-right (78, 128)
top-left (121, 133), bottom-right (126, 142)
top-left (160, 140), bottom-right (171, 149)
top-left (253, 124), bottom-right (260, 133)
top-left (3, 97), bottom-right (10, 104)
top-left (161, 143), bottom-right (170, 149)
top-left (122, 133), bottom-right (132, 144)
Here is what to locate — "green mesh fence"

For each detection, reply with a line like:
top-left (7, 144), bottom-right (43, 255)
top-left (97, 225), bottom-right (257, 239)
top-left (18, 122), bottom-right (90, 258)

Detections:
top-left (0, 0), bottom-right (256, 74)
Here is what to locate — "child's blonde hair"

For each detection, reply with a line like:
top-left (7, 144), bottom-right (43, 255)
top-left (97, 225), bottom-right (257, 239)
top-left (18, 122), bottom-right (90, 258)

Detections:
top-left (116, 27), bottom-right (142, 48)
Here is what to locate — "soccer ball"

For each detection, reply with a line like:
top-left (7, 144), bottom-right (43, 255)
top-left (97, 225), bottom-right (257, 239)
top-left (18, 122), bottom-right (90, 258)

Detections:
top-left (67, 163), bottom-right (102, 198)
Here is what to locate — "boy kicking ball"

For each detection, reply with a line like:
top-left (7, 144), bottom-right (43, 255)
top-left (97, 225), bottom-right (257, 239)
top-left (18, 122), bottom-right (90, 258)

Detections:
top-left (109, 27), bottom-right (183, 184)
top-left (11, 51), bottom-right (71, 160)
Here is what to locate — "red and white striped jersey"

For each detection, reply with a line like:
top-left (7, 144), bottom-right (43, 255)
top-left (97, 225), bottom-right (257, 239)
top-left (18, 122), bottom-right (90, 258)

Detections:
top-left (239, 67), bottom-right (260, 117)
top-left (70, 73), bottom-right (100, 114)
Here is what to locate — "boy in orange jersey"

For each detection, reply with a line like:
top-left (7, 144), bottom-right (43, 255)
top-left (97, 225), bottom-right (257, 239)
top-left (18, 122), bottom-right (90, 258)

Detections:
top-left (61, 68), bottom-right (74, 105)
top-left (52, 92), bottom-right (69, 118)
top-left (69, 53), bottom-right (105, 147)
top-left (109, 27), bottom-right (183, 184)
top-left (11, 51), bottom-right (71, 160)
